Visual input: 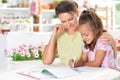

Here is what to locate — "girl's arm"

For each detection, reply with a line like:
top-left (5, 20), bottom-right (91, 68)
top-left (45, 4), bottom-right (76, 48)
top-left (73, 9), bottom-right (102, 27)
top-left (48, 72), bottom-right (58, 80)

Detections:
top-left (74, 52), bottom-right (88, 67)
top-left (84, 50), bottom-right (106, 67)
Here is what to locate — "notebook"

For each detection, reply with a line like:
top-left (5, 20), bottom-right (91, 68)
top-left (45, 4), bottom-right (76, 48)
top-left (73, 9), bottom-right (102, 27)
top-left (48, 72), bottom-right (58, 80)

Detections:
top-left (74, 66), bottom-right (105, 72)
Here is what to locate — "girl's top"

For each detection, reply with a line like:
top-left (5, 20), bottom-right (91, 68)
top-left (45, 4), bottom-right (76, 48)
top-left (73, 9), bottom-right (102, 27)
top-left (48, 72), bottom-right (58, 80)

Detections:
top-left (83, 38), bottom-right (117, 69)
top-left (57, 32), bottom-right (83, 66)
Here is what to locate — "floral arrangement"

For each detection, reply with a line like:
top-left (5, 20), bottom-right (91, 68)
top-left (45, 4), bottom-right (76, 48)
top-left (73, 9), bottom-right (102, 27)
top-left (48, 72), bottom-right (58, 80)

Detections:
top-left (80, 0), bottom-right (97, 11)
top-left (4, 43), bottom-right (46, 61)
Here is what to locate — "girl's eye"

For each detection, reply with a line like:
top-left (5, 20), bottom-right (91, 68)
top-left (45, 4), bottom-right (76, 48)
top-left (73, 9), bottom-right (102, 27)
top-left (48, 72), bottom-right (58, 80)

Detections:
top-left (68, 17), bottom-right (74, 21)
top-left (85, 34), bottom-right (89, 36)
top-left (62, 21), bottom-right (66, 23)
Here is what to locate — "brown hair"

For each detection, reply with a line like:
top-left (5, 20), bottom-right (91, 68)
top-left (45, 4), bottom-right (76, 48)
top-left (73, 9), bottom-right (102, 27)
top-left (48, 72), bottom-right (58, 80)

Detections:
top-left (79, 9), bottom-right (106, 50)
top-left (55, 0), bottom-right (78, 16)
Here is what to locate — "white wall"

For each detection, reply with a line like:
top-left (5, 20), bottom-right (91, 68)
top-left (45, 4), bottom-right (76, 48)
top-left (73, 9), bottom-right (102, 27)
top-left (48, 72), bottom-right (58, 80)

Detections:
top-left (0, 35), bottom-right (7, 53)
top-left (6, 32), bottom-right (52, 50)
top-left (0, 30), bottom-right (120, 54)
top-left (2, 30), bottom-right (120, 50)
top-left (0, 35), bottom-right (7, 70)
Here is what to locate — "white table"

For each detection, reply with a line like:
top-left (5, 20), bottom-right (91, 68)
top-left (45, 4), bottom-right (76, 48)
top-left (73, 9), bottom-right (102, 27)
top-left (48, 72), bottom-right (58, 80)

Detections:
top-left (0, 31), bottom-right (120, 80)
top-left (0, 58), bottom-right (120, 80)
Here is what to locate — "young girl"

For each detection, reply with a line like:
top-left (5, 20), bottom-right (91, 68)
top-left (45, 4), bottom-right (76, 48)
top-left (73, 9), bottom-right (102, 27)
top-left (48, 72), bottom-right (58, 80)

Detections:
top-left (69, 10), bottom-right (117, 69)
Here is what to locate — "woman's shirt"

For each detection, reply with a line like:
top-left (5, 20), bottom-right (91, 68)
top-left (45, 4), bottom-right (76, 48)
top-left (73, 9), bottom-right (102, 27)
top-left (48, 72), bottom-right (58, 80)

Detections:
top-left (57, 32), bottom-right (83, 66)
top-left (83, 38), bottom-right (117, 69)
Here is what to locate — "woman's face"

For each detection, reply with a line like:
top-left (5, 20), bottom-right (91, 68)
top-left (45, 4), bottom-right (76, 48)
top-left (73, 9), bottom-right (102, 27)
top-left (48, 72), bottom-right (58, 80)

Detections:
top-left (79, 23), bottom-right (95, 44)
top-left (58, 12), bottom-right (78, 33)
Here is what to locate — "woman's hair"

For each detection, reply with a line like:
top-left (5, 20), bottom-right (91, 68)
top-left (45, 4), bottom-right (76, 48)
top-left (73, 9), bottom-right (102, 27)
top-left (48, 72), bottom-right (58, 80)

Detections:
top-left (79, 9), bottom-right (106, 50)
top-left (55, 0), bottom-right (78, 16)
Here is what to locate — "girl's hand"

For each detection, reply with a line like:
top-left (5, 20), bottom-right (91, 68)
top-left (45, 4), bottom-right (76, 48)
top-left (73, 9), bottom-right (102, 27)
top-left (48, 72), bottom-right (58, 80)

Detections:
top-left (69, 59), bottom-right (76, 68)
top-left (52, 24), bottom-right (64, 37)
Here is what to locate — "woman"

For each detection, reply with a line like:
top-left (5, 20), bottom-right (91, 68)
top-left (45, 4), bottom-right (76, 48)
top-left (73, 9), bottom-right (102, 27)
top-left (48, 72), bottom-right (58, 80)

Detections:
top-left (42, 0), bottom-right (116, 66)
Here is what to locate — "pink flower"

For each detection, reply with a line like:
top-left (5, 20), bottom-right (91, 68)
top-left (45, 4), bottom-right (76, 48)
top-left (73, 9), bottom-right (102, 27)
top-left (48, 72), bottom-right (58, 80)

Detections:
top-left (10, 44), bottom-right (42, 60)
top-left (38, 42), bottom-right (46, 51)
top-left (34, 52), bottom-right (39, 58)
top-left (22, 44), bottom-right (28, 50)
top-left (18, 45), bottom-right (24, 50)
top-left (22, 44), bottom-right (27, 48)
top-left (28, 44), bottom-right (33, 49)
top-left (32, 49), bottom-right (39, 58)
top-left (17, 49), bottom-right (23, 55)
top-left (21, 51), bottom-right (25, 57)
top-left (12, 48), bottom-right (16, 53)
top-left (82, 0), bottom-right (97, 9)
top-left (26, 52), bottom-right (31, 57)
top-left (4, 49), bottom-right (8, 55)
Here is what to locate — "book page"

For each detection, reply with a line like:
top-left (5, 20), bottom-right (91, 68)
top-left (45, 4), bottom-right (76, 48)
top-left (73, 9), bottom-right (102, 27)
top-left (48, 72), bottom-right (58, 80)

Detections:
top-left (18, 70), bottom-right (55, 79)
top-left (74, 66), bottom-right (105, 72)
top-left (18, 67), bottom-right (79, 79)
top-left (42, 67), bottom-right (79, 78)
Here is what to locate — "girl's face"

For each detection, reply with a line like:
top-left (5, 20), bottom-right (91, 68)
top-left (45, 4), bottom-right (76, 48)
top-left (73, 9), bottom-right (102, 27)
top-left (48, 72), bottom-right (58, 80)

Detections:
top-left (58, 12), bottom-right (78, 33)
top-left (79, 23), bottom-right (95, 44)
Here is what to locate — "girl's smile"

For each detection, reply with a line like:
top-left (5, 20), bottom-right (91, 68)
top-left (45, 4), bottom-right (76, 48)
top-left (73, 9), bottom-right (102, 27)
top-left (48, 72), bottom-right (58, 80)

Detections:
top-left (79, 23), bottom-right (95, 44)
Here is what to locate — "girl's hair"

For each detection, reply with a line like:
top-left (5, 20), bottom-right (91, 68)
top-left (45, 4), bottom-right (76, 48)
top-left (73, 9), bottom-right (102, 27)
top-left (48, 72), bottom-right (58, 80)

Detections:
top-left (55, 0), bottom-right (78, 16)
top-left (79, 9), bottom-right (106, 50)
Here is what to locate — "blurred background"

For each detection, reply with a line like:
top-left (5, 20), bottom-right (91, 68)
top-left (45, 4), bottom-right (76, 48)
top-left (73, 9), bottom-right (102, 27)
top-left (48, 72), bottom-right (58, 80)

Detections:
top-left (0, 0), bottom-right (120, 34)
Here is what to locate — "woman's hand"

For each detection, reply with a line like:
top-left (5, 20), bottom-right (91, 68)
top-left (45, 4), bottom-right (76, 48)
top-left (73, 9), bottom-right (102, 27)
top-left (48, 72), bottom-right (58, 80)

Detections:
top-left (100, 32), bottom-right (117, 58)
top-left (100, 32), bottom-right (115, 45)
top-left (52, 24), bottom-right (64, 37)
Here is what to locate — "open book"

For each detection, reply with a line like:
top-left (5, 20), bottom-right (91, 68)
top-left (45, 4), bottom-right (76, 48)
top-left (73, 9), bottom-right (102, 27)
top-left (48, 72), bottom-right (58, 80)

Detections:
top-left (18, 66), bottom-right (104, 79)
top-left (18, 67), bottom-right (79, 79)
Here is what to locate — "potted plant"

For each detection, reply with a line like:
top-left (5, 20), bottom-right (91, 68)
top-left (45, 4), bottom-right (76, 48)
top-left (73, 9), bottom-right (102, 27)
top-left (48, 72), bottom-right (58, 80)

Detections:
top-left (2, 0), bottom-right (7, 3)
top-left (116, 3), bottom-right (120, 11)
top-left (2, 0), bottom-right (8, 8)
top-left (51, 14), bottom-right (60, 24)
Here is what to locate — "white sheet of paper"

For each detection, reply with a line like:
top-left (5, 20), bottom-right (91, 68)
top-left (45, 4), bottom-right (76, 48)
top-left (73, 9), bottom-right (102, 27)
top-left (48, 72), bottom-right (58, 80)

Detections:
top-left (74, 66), bottom-right (105, 72)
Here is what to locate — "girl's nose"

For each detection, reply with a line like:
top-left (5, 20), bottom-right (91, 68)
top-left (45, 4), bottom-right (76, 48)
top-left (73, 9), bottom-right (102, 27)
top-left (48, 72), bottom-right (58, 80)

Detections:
top-left (82, 36), bottom-right (86, 41)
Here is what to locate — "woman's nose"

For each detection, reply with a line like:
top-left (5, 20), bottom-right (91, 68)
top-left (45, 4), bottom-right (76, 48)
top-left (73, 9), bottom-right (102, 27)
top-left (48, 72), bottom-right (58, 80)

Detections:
top-left (66, 21), bottom-right (72, 27)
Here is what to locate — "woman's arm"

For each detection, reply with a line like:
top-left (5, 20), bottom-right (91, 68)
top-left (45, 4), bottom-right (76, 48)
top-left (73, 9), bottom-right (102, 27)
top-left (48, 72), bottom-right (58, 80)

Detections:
top-left (42, 33), bottom-right (57, 64)
top-left (100, 32), bottom-right (117, 59)
top-left (42, 24), bottom-right (64, 65)
top-left (84, 50), bottom-right (106, 67)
